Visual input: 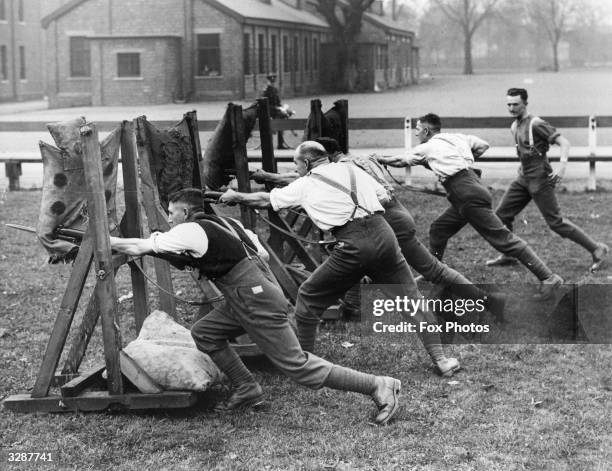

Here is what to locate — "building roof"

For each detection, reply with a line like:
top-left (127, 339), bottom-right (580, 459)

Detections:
top-left (42, 0), bottom-right (88, 28)
top-left (205, 0), bottom-right (328, 29)
top-left (363, 10), bottom-right (416, 37)
top-left (43, 0), bottom-right (328, 30)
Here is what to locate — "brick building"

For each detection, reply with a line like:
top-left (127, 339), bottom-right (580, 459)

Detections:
top-left (41, 0), bottom-right (418, 107)
top-left (0, 0), bottom-right (45, 101)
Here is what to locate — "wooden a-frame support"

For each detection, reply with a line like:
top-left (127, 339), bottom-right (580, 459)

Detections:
top-left (3, 121), bottom-right (197, 413)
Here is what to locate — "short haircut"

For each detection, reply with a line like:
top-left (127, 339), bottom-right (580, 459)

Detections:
top-left (418, 113), bottom-right (442, 132)
top-left (314, 137), bottom-right (341, 155)
top-left (507, 88), bottom-right (528, 102)
top-left (168, 188), bottom-right (203, 208)
top-left (295, 141), bottom-right (328, 163)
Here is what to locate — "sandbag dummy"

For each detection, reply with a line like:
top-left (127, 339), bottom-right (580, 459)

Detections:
top-left (137, 116), bottom-right (199, 211)
top-left (201, 102), bottom-right (258, 190)
top-left (123, 310), bottom-right (222, 391)
top-left (37, 117), bottom-right (121, 263)
top-left (304, 100), bottom-right (348, 152)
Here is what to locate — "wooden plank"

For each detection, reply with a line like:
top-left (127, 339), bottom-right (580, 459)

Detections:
top-left (229, 104), bottom-right (255, 230)
top-left (184, 110), bottom-right (204, 189)
top-left (119, 351), bottom-right (163, 394)
top-left (120, 121), bottom-right (149, 332)
top-left (31, 234), bottom-right (94, 398)
top-left (3, 391), bottom-right (197, 413)
top-left (60, 364), bottom-right (106, 398)
top-left (80, 122), bottom-right (123, 396)
top-left (134, 116), bottom-right (176, 316)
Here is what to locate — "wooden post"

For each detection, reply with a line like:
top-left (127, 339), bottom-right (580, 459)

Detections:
top-left (6, 161), bottom-right (21, 190)
top-left (80, 122), bottom-right (123, 396)
top-left (120, 121), bottom-right (149, 331)
top-left (308, 99), bottom-right (322, 139)
top-left (588, 115), bottom-right (597, 191)
top-left (134, 116), bottom-right (176, 316)
top-left (184, 110), bottom-right (204, 189)
top-left (257, 98), bottom-right (277, 174)
top-left (404, 116), bottom-right (412, 185)
top-left (229, 103), bottom-right (255, 229)
top-left (337, 99), bottom-right (349, 153)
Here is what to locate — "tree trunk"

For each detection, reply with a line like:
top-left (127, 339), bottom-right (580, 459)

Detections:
top-left (463, 31), bottom-right (473, 75)
top-left (552, 40), bottom-right (560, 72)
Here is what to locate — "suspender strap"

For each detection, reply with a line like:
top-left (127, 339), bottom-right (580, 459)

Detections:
top-left (513, 116), bottom-right (543, 152)
top-left (309, 165), bottom-right (373, 221)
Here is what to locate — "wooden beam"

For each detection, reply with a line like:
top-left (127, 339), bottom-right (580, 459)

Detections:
top-left (120, 121), bottom-right (149, 331)
top-left (60, 364), bottom-right (106, 398)
top-left (3, 391), bottom-right (197, 413)
top-left (31, 234), bottom-right (94, 398)
top-left (81, 122), bottom-right (123, 396)
top-left (119, 351), bottom-right (163, 394)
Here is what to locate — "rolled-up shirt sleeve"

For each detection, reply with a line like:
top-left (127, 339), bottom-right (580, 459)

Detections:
top-left (149, 222), bottom-right (208, 258)
top-left (404, 144), bottom-right (429, 166)
top-left (534, 119), bottom-right (560, 144)
top-left (270, 178), bottom-right (307, 211)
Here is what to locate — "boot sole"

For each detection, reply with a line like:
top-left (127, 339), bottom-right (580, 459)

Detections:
top-left (439, 364), bottom-right (461, 377)
top-left (214, 396), bottom-right (265, 413)
top-left (376, 379), bottom-right (401, 426)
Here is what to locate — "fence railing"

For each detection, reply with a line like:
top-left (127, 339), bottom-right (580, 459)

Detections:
top-left (2, 115), bottom-right (612, 190)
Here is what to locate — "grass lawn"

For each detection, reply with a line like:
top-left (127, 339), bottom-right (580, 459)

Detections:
top-left (1, 186), bottom-right (611, 471)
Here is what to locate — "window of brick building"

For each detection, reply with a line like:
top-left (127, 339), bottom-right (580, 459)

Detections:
top-left (313, 37), bottom-right (318, 70)
top-left (69, 37), bottom-right (90, 77)
top-left (0, 45), bottom-right (6, 80)
top-left (18, 0), bottom-right (23, 22)
top-left (197, 33), bottom-right (220, 76)
top-left (304, 36), bottom-right (309, 71)
top-left (283, 36), bottom-right (289, 73)
top-left (270, 35), bottom-right (277, 73)
top-left (19, 46), bottom-right (25, 79)
top-left (0, 1), bottom-right (6, 21)
top-left (257, 33), bottom-right (265, 74)
top-left (117, 52), bottom-right (140, 78)
top-left (243, 33), bottom-right (251, 75)
top-left (293, 36), bottom-right (299, 71)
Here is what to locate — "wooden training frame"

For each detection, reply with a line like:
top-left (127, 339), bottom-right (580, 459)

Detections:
top-left (3, 120), bottom-right (200, 413)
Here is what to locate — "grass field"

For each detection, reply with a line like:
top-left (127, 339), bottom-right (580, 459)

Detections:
top-left (1, 186), bottom-right (611, 470)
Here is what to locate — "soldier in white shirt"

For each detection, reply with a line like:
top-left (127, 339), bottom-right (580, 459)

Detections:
top-left (378, 113), bottom-right (563, 298)
top-left (222, 141), bottom-right (460, 377)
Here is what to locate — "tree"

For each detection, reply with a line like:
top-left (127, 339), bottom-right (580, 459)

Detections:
top-left (523, 0), bottom-right (583, 72)
top-left (432, 0), bottom-right (500, 74)
top-left (312, 0), bottom-right (375, 91)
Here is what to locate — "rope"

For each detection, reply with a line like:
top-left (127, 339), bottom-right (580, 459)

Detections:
top-left (252, 209), bottom-right (335, 246)
top-left (129, 259), bottom-right (224, 306)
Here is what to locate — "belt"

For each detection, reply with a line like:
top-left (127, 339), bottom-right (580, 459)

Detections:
top-left (441, 167), bottom-right (481, 188)
top-left (330, 211), bottom-right (384, 235)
